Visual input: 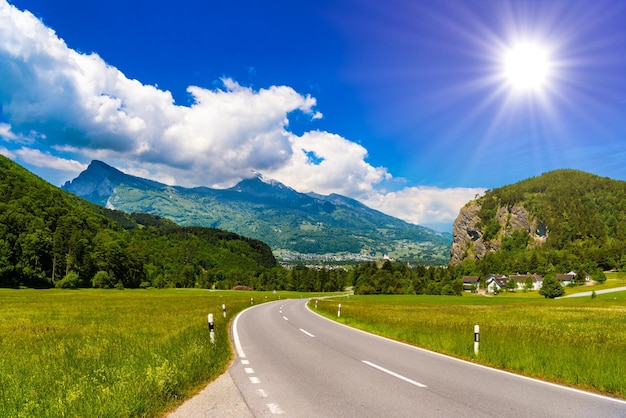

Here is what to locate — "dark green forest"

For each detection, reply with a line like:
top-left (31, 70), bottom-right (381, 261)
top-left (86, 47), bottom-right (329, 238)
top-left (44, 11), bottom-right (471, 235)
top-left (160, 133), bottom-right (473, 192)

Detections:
top-left (352, 260), bottom-right (463, 295)
top-left (0, 156), bottom-right (290, 289)
top-left (455, 169), bottom-right (626, 281)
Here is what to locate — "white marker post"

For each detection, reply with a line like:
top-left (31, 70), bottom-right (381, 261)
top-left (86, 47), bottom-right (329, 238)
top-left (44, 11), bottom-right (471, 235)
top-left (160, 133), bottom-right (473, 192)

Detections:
top-left (474, 324), bottom-right (480, 354)
top-left (251, 297), bottom-right (254, 305)
top-left (338, 303), bottom-right (342, 318)
top-left (315, 300), bottom-right (318, 309)
top-left (208, 314), bottom-right (215, 344)
top-left (222, 304), bottom-right (226, 318)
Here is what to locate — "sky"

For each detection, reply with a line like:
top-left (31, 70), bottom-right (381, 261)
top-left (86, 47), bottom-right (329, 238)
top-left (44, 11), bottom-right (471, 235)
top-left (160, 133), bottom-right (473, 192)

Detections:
top-left (1, 0), bottom-right (625, 232)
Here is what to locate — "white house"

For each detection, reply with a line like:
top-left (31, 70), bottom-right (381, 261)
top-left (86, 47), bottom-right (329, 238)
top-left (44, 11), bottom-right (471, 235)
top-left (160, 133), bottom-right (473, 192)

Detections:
top-left (485, 274), bottom-right (507, 293)
top-left (509, 274), bottom-right (543, 291)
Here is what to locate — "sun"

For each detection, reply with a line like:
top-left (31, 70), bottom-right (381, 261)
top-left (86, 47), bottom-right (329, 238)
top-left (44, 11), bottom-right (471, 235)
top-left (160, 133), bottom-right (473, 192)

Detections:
top-left (502, 43), bottom-right (552, 92)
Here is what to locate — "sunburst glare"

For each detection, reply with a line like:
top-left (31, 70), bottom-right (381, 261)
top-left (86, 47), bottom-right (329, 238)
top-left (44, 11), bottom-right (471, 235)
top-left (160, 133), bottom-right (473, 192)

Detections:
top-left (501, 43), bottom-right (552, 92)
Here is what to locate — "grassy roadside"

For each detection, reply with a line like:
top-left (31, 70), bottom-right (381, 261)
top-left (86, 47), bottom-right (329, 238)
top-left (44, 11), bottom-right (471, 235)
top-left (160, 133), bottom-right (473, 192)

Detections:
top-left (0, 289), bottom-right (280, 417)
top-left (312, 290), bottom-right (626, 399)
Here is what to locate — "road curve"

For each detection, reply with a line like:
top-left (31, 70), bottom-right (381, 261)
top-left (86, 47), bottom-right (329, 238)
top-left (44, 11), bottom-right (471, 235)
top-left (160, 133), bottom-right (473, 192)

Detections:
top-left (229, 298), bottom-right (626, 417)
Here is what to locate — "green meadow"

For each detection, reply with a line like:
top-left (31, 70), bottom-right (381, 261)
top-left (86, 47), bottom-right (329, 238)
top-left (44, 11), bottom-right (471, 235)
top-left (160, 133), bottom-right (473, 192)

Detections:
top-left (0, 289), bottom-right (287, 418)
top-left (313, 288), bottom-right (626, 399)
top-left (3, 285), bottom-right (625, 417)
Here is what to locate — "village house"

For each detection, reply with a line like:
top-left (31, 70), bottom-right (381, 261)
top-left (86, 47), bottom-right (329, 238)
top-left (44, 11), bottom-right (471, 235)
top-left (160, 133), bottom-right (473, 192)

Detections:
top-left (461, 276), bottom-right (480, 292)
top-left (556, 271), bottom-right (579, 286)
top-left (485, 274), bottom-right (508, 293)
top-left (509, 274), bottom-right (543, 291)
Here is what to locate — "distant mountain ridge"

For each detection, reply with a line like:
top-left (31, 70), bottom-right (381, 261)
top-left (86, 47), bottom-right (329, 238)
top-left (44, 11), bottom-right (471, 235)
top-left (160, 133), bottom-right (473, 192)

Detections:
top-left (0, 155), bottom-right (277, 289)
top-left (63, 160), bottom-right (452, 264)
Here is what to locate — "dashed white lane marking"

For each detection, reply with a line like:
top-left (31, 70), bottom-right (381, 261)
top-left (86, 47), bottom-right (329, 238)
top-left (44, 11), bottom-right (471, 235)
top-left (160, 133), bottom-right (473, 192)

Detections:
top-left (249, 376), bottom-right (261, 384)
top-left (244, 367), bottom-right (255, 374)
top-left (257, 389), bottom-right (268, 398)
top-left (282, 316), bottom-right (289, 321)
top-left (267, 403), bottom-right (285, 414)
top-left (241, 359), bottom-right (249, 365)
top-left (299, 328), bottom-right (315, 338)
top-left (362, 360), bottom-right (427, 388)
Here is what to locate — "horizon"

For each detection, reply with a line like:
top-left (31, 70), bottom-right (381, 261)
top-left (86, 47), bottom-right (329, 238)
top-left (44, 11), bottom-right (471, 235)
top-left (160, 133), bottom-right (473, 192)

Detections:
top-left (1, 0), bottom-right (625, 232)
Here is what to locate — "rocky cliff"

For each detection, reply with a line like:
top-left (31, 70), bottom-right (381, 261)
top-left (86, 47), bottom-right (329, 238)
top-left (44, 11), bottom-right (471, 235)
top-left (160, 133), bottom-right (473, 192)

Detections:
top-left (449, 202), bottom-right (547, 265)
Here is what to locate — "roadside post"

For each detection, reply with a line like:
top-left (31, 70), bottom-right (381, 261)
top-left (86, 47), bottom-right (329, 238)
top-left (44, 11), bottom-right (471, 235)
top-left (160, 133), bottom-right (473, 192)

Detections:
top-left (474, 324), bottom-right (480, 354)
top-left (251, 297), bottom-right (254, 305)
top-left (208, 314), bottom-right (215, 344)
top-left (338, 303), bottom-right (341, 318)
top-left (222, 304), bottom-right (226, 318)
top-left (315, 300), bottom-right (318, 309)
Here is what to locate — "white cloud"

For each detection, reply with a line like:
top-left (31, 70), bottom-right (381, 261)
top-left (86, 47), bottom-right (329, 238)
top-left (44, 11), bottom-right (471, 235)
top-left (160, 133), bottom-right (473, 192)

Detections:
top-left (14, 147), bottom-right (87, 172)
top-left (0, 145), bottom-right (15, 159)
top-left (0, 1), bottom-right (482, 230)
top-left (363, 186), bottom-right (486, 228)
top-left (265, 130), bottom-right (390, 197)
top-left (0, 1), bottom-right (322, 188)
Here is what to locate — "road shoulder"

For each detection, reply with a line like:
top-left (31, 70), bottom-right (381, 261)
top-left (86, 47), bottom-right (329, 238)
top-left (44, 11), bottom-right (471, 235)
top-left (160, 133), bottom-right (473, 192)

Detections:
top-left (167, 371), bottom-right (253, 418)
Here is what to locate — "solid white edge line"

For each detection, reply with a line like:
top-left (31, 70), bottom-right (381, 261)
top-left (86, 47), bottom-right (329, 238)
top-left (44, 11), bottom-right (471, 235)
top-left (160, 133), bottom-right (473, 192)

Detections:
top-left (231, 307), bottom-right (247, 358)
top-left (233, 300), bottom-right (283, 359)
top-left (305, 300), bottom-right (626, 405)
top-left (299, 328), bottom-right (315, 338)
top-left (362, 360), bottom-right (427, 388)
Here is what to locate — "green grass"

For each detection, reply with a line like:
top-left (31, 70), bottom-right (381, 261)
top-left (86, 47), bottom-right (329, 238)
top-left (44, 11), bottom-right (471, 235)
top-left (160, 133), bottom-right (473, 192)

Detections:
top-left (0, 288), bottom-right (284, 417)
top-left (313, 292), bottom-right (626, 399)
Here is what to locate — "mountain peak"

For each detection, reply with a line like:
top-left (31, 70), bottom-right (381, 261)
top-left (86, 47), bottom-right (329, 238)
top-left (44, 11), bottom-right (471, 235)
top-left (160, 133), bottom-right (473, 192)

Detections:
top-left (231, 173), bottom-right (297, 196)
top-left (62, 160), bottom-right (121, 200)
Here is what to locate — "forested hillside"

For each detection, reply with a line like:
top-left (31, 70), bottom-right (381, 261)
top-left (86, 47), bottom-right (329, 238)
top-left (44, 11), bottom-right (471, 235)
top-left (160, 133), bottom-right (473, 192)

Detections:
top-left (0, 156), bottom-right (282, 289)
top-left (451, 169), bottom-right (626, 280)
top-left (63, 160), bottom-right (452, 264)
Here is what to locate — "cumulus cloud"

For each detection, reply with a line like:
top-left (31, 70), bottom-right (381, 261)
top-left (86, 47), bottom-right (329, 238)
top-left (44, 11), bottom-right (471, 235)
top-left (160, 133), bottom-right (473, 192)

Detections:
top-left (265, 130), bottom-right (390, 197)
top-left (12, 147), bottom-right (87, 172)
top-left (0, 1), bottom-right (481, 229)
top-left (363, 186), bottom-right (486, 229)
top-left (0, 1), bottom-right (321, 187)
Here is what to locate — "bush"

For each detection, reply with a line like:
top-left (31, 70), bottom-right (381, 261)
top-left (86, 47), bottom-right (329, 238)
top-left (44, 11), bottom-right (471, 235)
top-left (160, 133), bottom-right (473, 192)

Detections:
top-left (92, 270), bottom-right (115, 289)
top-left (55, 271), bottom-right (80, 289)
top-left (539, 276), bottom-right (565, 299)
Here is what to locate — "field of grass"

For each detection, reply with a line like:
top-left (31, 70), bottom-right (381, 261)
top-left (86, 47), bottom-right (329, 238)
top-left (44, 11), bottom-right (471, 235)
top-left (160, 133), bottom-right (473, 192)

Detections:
top-left (312, 290), bottom-right (626, 399)
top-left (0, 288), bottom-right (289, 417)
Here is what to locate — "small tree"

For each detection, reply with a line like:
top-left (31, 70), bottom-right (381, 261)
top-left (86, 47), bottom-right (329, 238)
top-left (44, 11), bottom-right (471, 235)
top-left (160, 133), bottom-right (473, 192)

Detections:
top-left (55, 271), bottom-right (80, 289)
top-left (92, 270), bottom-right (115, 289)
top-left (505, 279), bottom-right (517, 292)
top-left (539, 276), bottom-right (565, 299)
top-left (592, 269), bottom-right (606, 284)
top-left (524, 277), bottom-right (534, 292)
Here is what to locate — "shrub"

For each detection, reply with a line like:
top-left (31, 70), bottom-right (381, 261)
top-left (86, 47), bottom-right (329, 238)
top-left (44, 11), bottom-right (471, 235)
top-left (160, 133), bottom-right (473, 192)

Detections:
top-left (539, 276), bottom-right (565, 298)
top-left (55, 271), bottom-right (80, 289)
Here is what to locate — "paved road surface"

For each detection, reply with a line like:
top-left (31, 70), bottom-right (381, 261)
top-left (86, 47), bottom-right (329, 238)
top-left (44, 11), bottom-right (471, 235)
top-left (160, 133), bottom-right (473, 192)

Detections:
top-left (228, 299), bottom-right (626, 417)
top-left (560, 286), bottom-right (626, 298)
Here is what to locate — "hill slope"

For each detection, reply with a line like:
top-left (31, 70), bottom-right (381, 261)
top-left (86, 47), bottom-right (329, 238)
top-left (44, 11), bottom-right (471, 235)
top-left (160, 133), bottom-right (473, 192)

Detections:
top-left (63, 160), bottom-right (452, 264)
top-left (450, 169), bottom-right (626, 275)
top-left (0, 155), bottom-right (276, 288)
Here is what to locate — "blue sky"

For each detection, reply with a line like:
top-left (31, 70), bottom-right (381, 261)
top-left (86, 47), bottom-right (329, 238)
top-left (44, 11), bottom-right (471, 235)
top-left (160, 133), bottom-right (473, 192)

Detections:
top-left (1, 0), bottom-right (625, 231)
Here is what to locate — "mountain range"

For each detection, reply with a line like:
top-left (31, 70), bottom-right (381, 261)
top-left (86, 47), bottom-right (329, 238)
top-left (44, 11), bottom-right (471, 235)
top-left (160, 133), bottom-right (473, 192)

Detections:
top-left (62, 161), bottom-right (452, 264)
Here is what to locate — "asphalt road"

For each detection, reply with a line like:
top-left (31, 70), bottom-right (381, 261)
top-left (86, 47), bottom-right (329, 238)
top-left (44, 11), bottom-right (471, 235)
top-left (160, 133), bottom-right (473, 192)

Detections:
top-left (229, 299), bottom-right (626, 417)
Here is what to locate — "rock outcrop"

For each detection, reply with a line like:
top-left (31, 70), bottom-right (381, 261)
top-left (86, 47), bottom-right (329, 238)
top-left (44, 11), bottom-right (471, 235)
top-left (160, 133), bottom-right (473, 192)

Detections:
top-left (449, 202), bottom-right (547, 265)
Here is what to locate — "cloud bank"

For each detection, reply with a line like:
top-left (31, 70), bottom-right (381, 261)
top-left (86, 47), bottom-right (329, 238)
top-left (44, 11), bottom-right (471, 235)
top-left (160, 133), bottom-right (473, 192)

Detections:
top-left (0, 1), bottom-right (482, 230)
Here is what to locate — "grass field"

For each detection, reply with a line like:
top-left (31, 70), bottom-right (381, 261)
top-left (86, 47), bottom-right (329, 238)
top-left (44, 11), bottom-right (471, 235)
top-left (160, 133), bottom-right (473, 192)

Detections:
top-left (0, 288), bottom-right (291, 417)
top-left (313, 288), bottom-right (626, 399)
top-left (3, 284), bottom-right (624, 416)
